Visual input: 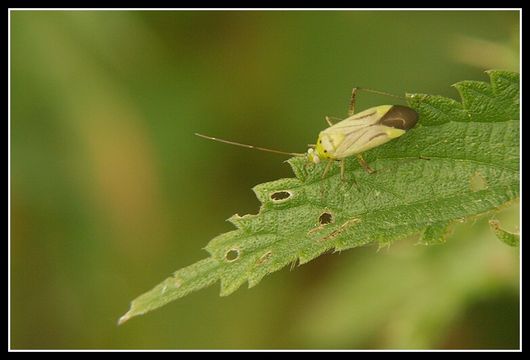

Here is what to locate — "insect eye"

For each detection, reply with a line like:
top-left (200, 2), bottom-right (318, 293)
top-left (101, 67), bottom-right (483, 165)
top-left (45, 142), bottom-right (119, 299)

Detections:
top-left (324, 150), bottom-right (327, 153)
top-left (319, 140), bottom-right (322, 144)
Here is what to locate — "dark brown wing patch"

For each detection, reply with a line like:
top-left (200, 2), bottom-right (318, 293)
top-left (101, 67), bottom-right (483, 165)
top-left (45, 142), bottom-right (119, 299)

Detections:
top-left (379, 105), bottom-right (418, 130)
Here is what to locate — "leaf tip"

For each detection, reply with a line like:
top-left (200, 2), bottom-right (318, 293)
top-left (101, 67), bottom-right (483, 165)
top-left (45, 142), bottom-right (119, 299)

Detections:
top-left (220, 278), bottom-right (244, 297)
top-left (117, 309), bottom-right (133, 326)
top-left (227, 213), bottom-right (244, 229)
top-left (489, 219), bottom-right (520, 247)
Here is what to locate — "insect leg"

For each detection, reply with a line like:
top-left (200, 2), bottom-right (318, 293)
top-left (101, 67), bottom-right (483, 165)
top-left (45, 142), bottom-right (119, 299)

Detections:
top-left (325, 116), bottom-right (334, 126)
top-left (348, 87), bottom-right (358, 116)
top-left (340, 159), bottom-right (345, 180)
top-left (321, 159), bottom-right (334, 178)
top-left (348, 87), bottom-right (406, 117)
top-left (356, 154), bottom-right (375, 174)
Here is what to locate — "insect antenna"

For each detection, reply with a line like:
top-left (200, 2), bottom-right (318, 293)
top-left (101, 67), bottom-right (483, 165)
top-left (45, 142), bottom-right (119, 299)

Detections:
top-left (195, 133), bottom-right (305, 157)
top-left (355, 87), bottom-right (406, 100)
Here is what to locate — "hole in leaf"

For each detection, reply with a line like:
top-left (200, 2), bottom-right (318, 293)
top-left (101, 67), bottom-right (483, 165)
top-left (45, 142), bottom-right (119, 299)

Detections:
top-left (225, 248), bottom-right (240, 262)
top-left (270, 191), bottom-right (292, 201)
top-left (319, 212), bottom-right (333, 225)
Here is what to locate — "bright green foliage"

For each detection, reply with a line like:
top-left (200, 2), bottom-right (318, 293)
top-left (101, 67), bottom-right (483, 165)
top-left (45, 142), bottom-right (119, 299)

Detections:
top-left (119, 70), bottom-right (519, 324)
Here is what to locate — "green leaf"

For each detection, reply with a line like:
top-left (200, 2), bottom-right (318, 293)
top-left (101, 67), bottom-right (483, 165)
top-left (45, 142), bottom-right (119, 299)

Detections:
top-left (119, 70), bottom-right (519, 324)
top-left (418, 220), bottom-right (453, 246)
top-left (489, 219), bottom-right (520, 247)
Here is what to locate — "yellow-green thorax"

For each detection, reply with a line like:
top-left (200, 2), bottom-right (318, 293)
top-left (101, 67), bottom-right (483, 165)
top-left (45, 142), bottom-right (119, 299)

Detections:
top-left (314, 132), bottom-right (343, 160)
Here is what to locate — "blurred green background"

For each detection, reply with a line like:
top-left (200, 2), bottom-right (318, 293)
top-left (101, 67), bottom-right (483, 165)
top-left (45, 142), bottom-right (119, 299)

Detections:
top-left (10, 10), bottom-right (520, 349)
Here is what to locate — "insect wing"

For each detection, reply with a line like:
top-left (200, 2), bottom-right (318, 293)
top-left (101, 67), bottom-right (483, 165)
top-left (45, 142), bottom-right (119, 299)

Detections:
top-left (321, 106), bottom-right (389, 158)
top-left (336, 125), bottom-right (406, 157)
top-left (326, 106), bottom-right (387, 132)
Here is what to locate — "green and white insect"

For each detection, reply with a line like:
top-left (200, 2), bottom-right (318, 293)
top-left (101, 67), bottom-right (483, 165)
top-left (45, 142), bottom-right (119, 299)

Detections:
top-left (196, 88), bottom-right (419, 179)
